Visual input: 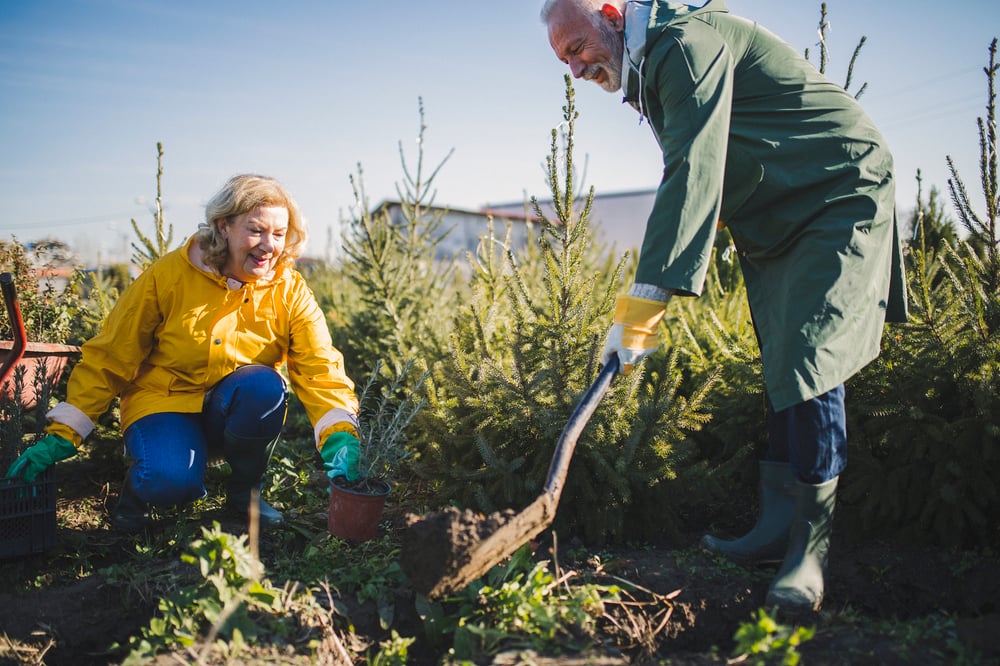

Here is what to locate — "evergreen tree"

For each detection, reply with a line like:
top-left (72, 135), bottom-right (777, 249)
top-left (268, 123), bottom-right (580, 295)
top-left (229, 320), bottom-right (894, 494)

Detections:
top-left (844, 39), bottom-right (1000, 549)
top-left (322, 99), bottom-right (458, 383)
top-left (947, 38), bottom-right (999, 293)
top-left (130, 142), bottom-right (176, 270)
top-left (419, 77), bottom-right (714, 544)
top-left (907, 172), bottom-right (959, 257)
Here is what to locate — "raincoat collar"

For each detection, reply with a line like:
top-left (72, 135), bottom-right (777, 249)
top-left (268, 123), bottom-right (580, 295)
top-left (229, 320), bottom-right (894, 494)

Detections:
top-left (184, 236), bottom-right (284, 290)
top-left (621, 0), bottom-right (728, 110)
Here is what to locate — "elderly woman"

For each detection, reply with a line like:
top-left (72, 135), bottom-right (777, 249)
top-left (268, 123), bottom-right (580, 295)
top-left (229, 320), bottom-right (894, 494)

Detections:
top-left (6, 174), bottom-right (362, 532)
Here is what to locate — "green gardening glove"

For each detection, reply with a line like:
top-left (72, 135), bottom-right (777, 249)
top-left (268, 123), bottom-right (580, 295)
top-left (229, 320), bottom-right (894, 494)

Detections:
top-left (5, 433), bottom-right (77, 482)
top-left (320, 431), bottom-right (361, 483)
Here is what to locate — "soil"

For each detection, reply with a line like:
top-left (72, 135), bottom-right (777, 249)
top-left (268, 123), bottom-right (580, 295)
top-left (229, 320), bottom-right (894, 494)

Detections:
top-left (399, 506), bottom-right (518, 596)
top-left (1, 461), bottom-right (998, 665)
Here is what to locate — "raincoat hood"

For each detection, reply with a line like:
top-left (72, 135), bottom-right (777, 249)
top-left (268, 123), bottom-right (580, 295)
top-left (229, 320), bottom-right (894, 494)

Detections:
top-left (622, 0), bottom-right (729, 108)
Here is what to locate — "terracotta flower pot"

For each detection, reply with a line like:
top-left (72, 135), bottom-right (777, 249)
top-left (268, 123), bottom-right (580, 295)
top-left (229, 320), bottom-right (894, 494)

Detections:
top-left (327, 477), bottom-right (391, 542)
top-left (0, 341), bottom-right (81, 409)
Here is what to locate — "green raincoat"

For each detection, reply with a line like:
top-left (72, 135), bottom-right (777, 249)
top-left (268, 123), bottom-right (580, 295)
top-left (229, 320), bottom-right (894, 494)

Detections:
top-left (624, 0), bottom-right (907, 411)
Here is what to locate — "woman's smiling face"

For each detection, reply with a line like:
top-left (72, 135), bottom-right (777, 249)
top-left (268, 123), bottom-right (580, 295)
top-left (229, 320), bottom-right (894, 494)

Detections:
top-left (219, 204), bottom-right (289, 283)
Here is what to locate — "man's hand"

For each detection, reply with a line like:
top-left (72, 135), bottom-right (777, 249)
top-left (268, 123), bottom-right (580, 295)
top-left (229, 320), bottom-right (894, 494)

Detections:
top-left (5, 433), bottom-right (77, 482)
top-left (320, 431), bottom-right (361, 483)
top-left (601, 294), bottom-right (668, 374)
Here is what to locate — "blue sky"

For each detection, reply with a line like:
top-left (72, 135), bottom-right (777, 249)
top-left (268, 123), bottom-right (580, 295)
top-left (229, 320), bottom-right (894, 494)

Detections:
top-left (1, 1), bottom-right (997, 264)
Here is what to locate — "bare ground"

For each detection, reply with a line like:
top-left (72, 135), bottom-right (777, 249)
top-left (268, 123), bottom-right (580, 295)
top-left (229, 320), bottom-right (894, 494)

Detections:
top-left (1, 458), bottom-right (998, 665)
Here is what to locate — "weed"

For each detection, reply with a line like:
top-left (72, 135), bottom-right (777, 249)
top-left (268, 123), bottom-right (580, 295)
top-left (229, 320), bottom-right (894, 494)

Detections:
top-left (371, 630), bottom-right (418, 666)
top-left (875, 612), bottom-right (989, 665)
top-left (123, 523), bottom-right (276, 660)
top-left (293, 532), bottom-right (405, 605)
top-left (418, 544), bottom-right (620, 661)
top-left (731, 607), bottom-right (815, 665)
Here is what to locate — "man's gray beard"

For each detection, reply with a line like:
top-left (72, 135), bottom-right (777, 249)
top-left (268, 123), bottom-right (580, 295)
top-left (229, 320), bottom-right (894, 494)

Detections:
top-left (584, 62), bottom-right (621, 92)
top-left (597, 21), bottom-right (624, 92)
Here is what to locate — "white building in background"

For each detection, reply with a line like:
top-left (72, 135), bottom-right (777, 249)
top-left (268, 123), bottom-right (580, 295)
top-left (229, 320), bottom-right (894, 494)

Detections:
top-left (371, 200), bottom-right (536, 262)
top-left (370, 189), bottom-right (657, 262)
top-left (484, 189), bottom-right (656, 257)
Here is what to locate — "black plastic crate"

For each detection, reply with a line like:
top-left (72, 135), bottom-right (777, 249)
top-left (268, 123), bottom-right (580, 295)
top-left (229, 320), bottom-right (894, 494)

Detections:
top-left (0, 466), bottom-right (57, 558)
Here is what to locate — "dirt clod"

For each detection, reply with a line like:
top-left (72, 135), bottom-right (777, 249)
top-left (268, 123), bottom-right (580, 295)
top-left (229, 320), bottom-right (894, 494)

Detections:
top-left (399, 506), bottom-right (515, 595)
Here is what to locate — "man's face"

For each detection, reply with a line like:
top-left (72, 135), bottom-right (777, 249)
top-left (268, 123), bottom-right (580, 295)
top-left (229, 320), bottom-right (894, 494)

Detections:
top-left (547, 2), bottom-right (624, 93)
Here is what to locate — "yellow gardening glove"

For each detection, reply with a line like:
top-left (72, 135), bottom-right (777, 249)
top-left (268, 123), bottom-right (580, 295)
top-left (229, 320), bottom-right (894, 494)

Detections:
top-left (600, 294), bottom-right (667, 375)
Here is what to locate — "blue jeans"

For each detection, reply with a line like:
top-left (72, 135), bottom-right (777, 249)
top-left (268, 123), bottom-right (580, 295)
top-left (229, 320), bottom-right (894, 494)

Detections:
top-left (765, 384), bottom-right (846, 484)
top-left (123, 365), bottom-right (288, 507)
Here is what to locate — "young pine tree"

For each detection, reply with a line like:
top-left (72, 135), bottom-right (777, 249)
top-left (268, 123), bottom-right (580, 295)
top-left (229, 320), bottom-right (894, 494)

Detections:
top-left (419, 77), bottom-right (714, 544)
top-left (843, 39), bottom-right (1000, 548)
top-left (322, 99), bottom-right (458, 383)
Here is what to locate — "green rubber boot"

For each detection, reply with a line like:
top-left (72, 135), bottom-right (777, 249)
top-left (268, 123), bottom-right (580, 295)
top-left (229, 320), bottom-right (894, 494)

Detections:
top-left (766, 476), bottom-right (839, 613)
top-left (224, 432), bottom-right (284, 529)
top-left (701, 461), bottom-right (796, 564)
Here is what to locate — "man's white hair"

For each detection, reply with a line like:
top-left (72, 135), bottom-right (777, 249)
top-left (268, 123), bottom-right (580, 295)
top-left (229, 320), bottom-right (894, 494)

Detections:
top-left (540, 0), bottom-right (608, 24)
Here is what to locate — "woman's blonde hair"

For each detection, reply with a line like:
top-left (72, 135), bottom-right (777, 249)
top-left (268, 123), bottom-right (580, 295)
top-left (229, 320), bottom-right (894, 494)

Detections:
top-left (195, 174), bottom-right (307, 273)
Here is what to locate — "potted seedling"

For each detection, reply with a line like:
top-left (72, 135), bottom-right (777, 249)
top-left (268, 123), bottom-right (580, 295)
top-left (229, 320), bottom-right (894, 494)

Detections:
top-left (328, 359), bottom-right (428, 541)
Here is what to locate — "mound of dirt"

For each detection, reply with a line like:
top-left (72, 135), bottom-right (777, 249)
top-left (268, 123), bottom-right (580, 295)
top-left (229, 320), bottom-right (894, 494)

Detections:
top-left (399, 506), bottom-right (515, 595)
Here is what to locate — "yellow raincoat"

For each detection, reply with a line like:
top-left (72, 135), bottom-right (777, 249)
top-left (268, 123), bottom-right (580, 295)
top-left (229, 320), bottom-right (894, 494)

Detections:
top-left (47, 237), bottom-right (358, 449)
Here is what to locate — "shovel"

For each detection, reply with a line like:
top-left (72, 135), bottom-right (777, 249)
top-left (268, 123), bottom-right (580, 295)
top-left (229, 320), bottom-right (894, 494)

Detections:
top-left (399, 358), bottom-right (620, 598)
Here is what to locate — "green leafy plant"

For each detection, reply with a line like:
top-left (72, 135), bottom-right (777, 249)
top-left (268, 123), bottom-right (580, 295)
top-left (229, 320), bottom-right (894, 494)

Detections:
top-left (875, 612), bottom-right (988, 665)
top-left (420, 544), bottom-right (619, 661)
top-left (0, 238), bottom-right (85, 346)
top-left (732, 608), bottom-right (815, 665)
top-left (371, 630), bottom-right (418, 666)
top-left (125, 523), bottom-right (277, 659)
top-left (121, 522), bottom-right (356, 663)
top-left (286, 531), bottom-right (405, 606)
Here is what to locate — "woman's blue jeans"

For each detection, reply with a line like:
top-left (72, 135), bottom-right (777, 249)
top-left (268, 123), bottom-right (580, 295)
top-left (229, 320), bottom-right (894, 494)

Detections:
top-left (122, 365), bottom-right (288, 507)
top-left (765, 384), bottom-right (847, 484)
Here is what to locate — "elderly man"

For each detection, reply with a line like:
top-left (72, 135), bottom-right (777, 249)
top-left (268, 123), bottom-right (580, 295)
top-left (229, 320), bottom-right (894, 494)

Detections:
top-left (542, 0), bottom-right (907, 613)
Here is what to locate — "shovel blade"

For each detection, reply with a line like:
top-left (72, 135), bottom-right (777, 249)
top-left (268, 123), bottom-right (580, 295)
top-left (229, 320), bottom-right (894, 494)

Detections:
top-left (400, 361), bottom-right (619, 599)
top-left (400, 493), bottom-right (556, 599)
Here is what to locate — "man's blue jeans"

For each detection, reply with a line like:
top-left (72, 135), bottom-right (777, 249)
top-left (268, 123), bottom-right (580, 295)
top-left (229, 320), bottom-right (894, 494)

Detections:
top-left (122, 365), bottom-right (288, 507)
top-left (766, 384), bottom-right (847, 484)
